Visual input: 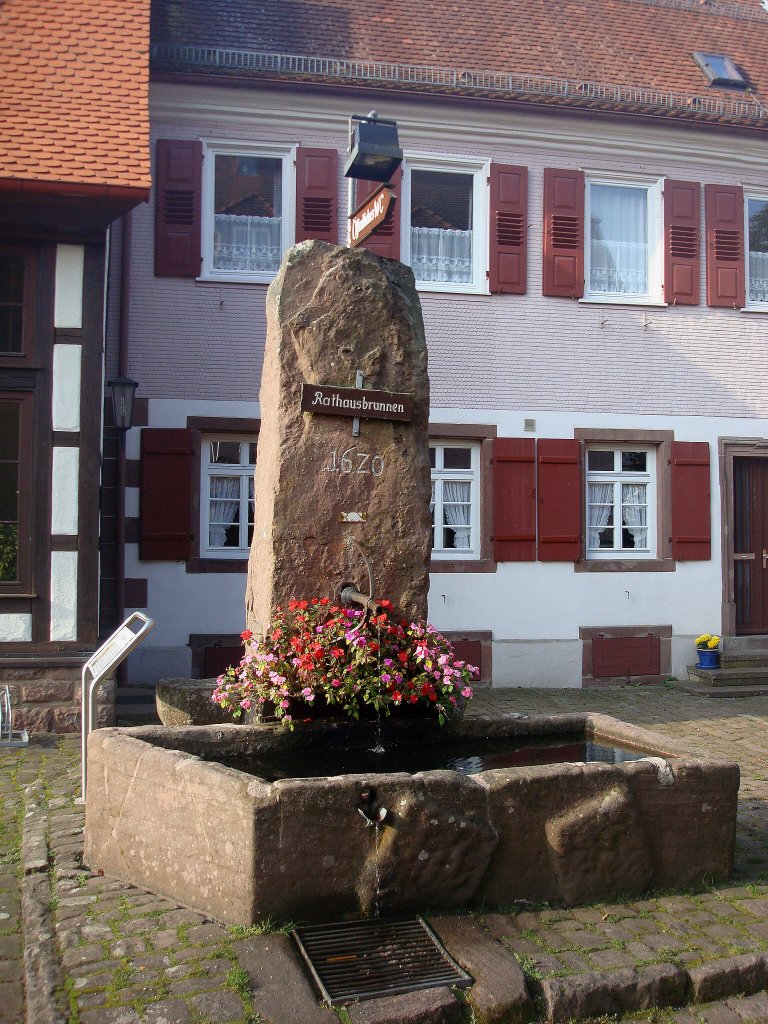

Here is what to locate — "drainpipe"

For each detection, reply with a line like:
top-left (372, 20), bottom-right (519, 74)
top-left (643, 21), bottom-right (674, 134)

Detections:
top-left (115, 211), bottom-right (132, 651)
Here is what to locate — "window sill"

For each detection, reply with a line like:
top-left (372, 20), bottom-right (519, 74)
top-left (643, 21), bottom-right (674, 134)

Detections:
top-left (740, 305), bottom-right (768, 314)
top-left (186, 557), bottom-right (248, 574)
top-left (579, 296), bottom-right (667, 308)
top-left (430, 557), bottom-right (496, 574)
top-left (197, 275), bottom-right (273, 286)
top-left (416, 282), bottom-right (489, 296)
top-left (574, 558), bottom-right (675, 573)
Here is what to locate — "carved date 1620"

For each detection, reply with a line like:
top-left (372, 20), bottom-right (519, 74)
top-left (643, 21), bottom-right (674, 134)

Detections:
top-left (323, 447), bottom-right (384, 476)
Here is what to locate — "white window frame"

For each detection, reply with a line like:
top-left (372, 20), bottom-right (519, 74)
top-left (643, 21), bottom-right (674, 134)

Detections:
top-left (200, 140), bottom-right (296, 284)
top-left (582, 172), bottom-right (664, 306)
top-left (200, 436), bottom-right (256, 559)
top-left (430, 441), bottom-right (481, 560)
top-left (744, 190), bottom-right (768, 311)
top-left (401, 154), bottom-right (490, 295)
top-left (585, 446), bottom-right (656, 560)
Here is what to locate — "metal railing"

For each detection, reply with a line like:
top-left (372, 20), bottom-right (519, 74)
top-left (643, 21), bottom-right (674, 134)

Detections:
top-left (0, 685), bottom-right (28, 749)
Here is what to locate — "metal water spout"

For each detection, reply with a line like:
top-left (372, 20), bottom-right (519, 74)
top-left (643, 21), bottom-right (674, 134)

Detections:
top-left (357, 785), bottom-right (388, 826)
top-left (341, 586), bottom-right (383, 615)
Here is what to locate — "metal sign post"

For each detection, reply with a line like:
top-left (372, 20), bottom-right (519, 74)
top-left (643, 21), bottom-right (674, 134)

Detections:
top-left (80, 612), bottom-right (154, 800)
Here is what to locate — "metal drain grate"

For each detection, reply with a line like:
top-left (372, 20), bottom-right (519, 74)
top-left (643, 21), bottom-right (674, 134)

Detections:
top-left (292, 916), bottom-right (473, 1005)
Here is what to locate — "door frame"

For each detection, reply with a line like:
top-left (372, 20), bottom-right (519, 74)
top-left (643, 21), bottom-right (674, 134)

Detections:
top-left (719, 437), bottom-right (768, 636)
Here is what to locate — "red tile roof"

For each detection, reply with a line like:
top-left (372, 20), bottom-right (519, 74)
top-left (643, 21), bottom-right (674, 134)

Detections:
top-left (1, 0), bottom-right (151, 198)
top-left (151, 0), bottom-right (768, 129)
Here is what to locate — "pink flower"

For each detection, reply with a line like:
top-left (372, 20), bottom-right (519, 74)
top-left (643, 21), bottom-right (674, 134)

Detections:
top-left (461, 687), bottom-right (473, 698)
top-left (331, 678), bottom-right (341, 688)
top-left (280, 699), bottom-right (290, 708)
top-left (301, 687), bottom-right (313, 698)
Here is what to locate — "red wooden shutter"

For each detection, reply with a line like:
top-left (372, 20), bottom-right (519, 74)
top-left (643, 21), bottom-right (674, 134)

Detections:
top-left (295, 147), bottom-right (339, 245)
top-left (670, 441), bottom-right (711, 560)
top-left (354, 167), bottom-right (402, 260)
top-left (154, 139), bottom-right (202, 278)
top-left (705, 184), bottom-right (745, 308)
top-left (492, 438), bottom-right (536, 561)
top-left (140, 429), bottom-right (194, 561)
top-left (537, 439), bottom-right (582, 561)
top-left (489, 164), bottom-right (527, 294)
top-left (542, 169), bottom-right (584, 298)
top-left (664, 180), bottom-right (700, 305)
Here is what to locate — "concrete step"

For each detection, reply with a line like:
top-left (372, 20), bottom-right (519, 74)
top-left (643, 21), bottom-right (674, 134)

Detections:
top-left (721, 652), bottom-right (768, 669)
top-left (687, 664), bottom-right (768, 687)
top-left (115, 686), bottom-right (160, 726)
top-left (673, 677), bottom-right (768, 698)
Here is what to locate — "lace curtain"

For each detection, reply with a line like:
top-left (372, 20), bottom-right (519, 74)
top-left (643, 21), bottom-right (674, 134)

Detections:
top-left (749, 250), bottom-right (768, 303)
top-left (590, 185), bottom-right (648, 294)
top-left (587, 482), bottom-right (613, 550)
top-left (214, 215), bottom-right (281, 274)
top-left (441, 480), bottom-right (471, 550)
top-left (411, 227), bottom-right (472, 284)
top-left (621, 483), bottom-right (647, 549)
top-left (209, 477), bottom-right (240, 547)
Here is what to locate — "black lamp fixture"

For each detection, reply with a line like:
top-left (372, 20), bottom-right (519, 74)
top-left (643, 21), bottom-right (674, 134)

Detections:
top-left (343, 110), bottom-right (403, 183)
top-left (108, 375), bottom-right (138, 432)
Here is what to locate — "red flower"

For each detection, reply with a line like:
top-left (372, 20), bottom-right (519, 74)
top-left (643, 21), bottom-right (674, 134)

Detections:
top-left (331, 647), bottom-right (345, 659)
top-left (241, 629), bottom-right (253, 641)
top-left (397, 651), bottom-right (409, 664)
top-left (379, 599), bottom-right (392, 609)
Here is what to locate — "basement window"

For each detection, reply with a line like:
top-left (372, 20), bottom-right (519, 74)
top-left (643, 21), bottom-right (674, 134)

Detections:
top-left (692, 52), bottom-right (747, 89)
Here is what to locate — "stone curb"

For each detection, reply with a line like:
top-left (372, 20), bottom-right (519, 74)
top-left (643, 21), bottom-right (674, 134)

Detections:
top-left (20, 782), bottom-right (67, 1024)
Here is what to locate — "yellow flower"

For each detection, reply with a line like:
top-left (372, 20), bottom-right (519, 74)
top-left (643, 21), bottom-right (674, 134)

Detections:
top-left (695, 634), bottom-right (711, 646)
top-left (707, 636), bottom-right (721, 649)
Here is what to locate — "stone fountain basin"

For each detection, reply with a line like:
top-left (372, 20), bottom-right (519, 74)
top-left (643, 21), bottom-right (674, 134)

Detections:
top-left (83, 713), bottom-right (739, 927)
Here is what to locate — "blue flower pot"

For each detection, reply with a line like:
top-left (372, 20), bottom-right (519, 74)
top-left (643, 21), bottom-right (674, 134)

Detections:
top-left (696, 648), bottom-right (721, 670)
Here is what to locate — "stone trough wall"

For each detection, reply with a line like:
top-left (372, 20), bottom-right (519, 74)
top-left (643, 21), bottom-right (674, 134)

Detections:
top-left (83, 714), bottom-right (739, 926)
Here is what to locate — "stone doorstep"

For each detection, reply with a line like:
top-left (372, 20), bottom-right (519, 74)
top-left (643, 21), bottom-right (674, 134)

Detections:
top-left (673, 679), bottom-right (768, 699)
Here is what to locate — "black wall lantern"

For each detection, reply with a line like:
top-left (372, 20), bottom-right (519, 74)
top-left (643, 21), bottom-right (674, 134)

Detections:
top-left (344, 110), bottom-right (403, 183)
top-left (108, 375), bottom-right (138, 432)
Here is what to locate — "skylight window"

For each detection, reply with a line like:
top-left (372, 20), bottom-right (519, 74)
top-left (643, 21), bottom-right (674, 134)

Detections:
top-left (692, 52), bottom-right (747, 88)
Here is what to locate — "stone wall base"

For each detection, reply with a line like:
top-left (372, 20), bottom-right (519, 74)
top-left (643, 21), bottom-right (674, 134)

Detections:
top-left (2, 663), bottom-right (115, 733)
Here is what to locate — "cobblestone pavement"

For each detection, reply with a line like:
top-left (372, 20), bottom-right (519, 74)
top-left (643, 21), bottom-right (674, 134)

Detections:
top-left (2, 687), bottom-right (768, 1023)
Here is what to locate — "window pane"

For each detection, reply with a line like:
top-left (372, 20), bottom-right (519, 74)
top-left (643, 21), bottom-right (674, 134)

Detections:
top-left (622, 483), bottom-right (647, 551)
top-left (248, 443), bottom-right (257, 465)
top-left (0, 463), bottom-right (18, 521)
top-left (621, 451), bottom-right (646, 472)
top-left (441, 480), bottom-right (471, 550)
top-left (443, 447), bottom-right (472, 469)
top-left (0, 524), bottom-right (18, 582)
top-left (429, 447), bottom-right (436, 469)
top-left (208, 476), bottom-right (240, 548)
top-left (411, 169), bottom-right (473, 284)
top-left (0, 254), bottom-right (24, 354)
top-left (588, 450), bottom-right (614, 472)
top-left (0, 403), bottom-right (19, 460)
top-left (213, 154), bottom-right (282, 274)
top-left (209, 441), bottom-right (241, 464)
top-left (589, 184), bottom-right (648, 295)
top-left (748, 197), bottom-right (768, 304)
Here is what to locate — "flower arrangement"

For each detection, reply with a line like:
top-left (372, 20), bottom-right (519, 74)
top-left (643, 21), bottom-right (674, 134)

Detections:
top-left (695, 633), bottom-right (721, 651)
top-left (211, 596), bottom-right (478, 728)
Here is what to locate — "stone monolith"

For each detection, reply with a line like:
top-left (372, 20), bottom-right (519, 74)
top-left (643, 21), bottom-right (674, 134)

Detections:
top-left (246, 240), bottom-right (431, 634)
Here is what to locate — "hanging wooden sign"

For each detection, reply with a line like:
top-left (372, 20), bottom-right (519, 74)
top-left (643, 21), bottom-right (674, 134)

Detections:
top-left (348, 185), bottom-right (396, 247)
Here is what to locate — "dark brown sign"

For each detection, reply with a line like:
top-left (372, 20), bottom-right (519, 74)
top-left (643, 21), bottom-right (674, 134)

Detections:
top-left (301, 383), bottom-right (412, 422)
top-left (348, 186), bottom-right (396, 247)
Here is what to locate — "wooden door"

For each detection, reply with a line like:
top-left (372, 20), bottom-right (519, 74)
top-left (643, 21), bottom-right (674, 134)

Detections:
top-left (734, 458), bottom-right (768, 633)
